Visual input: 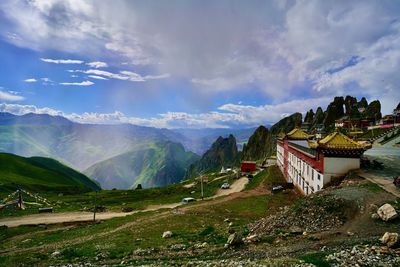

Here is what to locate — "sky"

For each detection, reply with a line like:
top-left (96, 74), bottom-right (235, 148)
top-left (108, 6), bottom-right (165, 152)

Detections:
top-left (0, 0), bottom-right (399, 129)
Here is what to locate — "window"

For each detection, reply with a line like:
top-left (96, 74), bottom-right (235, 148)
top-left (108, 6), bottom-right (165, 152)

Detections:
top-left (317, 174), bottom-right (321, 181)
top-left (317, 185), bottom-right (320, 190)
top-left (307, 165), bottom-right (309, 176)
top-left (312, 170), bottom-right (314, 181)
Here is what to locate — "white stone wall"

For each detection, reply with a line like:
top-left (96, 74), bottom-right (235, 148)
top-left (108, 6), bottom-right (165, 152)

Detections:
top-left (323, 157), bottom-right (360, 183)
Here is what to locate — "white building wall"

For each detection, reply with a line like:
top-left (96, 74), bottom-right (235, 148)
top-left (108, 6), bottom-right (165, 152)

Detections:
top-left (323, 157), bottom-right (360, 184)
top-left (286, 152), bottom-right (324, 195)
top-left (276, 143), bottom-right (284, 174)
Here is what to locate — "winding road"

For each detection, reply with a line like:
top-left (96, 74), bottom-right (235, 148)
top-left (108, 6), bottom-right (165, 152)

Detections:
top-left (0, 177), bottom-right (249, 228)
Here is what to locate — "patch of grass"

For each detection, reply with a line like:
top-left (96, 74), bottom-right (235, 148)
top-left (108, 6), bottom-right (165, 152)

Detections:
top-left (246, 165), bottom-right (286, 190)
top-left (199, 225), bottom-right (215, 236)
top-left (62, 247), bottom-right (83, 259)
top-left (359, 182), bottom-right (384, 193)
top-left (299, 252), bottom-right (330, 267)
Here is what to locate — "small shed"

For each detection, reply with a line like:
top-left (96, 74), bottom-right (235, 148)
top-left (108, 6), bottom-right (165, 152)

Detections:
top-left (241, 161), bottom-right (257, 173)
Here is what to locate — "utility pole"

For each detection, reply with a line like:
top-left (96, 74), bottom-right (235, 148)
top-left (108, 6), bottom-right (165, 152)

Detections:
top-left (201, 175), bottom-right (204, 200)
top-left (93, 191), bottom-right (97, 223)
top-left (17, 187), bottom-right (22, 210)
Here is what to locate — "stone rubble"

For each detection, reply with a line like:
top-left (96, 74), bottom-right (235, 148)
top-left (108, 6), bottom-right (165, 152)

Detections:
top-left (248, 195), bottom-right (347, 236)
top-left (326, 245), bottom-right (400, 267)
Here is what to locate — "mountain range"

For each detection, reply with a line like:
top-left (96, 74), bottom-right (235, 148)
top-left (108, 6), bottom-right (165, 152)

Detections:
top-left (0, 112), bottom-right (254, 189)
top-left (85, 141), bottom-right (199, 189)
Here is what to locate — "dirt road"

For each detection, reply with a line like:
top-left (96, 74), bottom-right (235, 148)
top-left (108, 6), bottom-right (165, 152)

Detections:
top-left (0, 211), bottom-right (135, 228)
top-left (213, 177), bottom-right (249, 198)
top-left (0, 178), bottom-right (248, 228)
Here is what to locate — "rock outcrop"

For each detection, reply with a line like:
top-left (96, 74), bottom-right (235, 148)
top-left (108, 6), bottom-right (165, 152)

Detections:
top-left (186, 135), bottom-right (238, 178)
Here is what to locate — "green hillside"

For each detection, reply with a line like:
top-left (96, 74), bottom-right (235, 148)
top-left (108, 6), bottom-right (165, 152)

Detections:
top-left (84, 141), bottom-right (200, 189)
top-left (0, 153), bottom-right (100, 194)
top-left (186, 135), bottom-right (238, 178)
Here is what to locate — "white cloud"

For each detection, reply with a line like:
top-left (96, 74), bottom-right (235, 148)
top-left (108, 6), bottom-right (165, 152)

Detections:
top-left (24, 78), bottom-right (37, 83)
top-left (0, 97), bottom-right (333, 128)
top-left (88, 75), bottom-right (108, 80)
top-left (41, 58), bottom-right (84, 64)
top-left (86, 61), bottom-right (108, 68)
top-left (70, 69), bottom-right (169, 82)
top-left (59, 81), bottom-right (94, 86)
top-left (0, 103), bottom-right (63, 116)
top-left (0, 91), bottom-right (25, 101)
top-left (40, 77), bottom-right (55, 85)
top-left (0, 1), bottom-right (399, 115)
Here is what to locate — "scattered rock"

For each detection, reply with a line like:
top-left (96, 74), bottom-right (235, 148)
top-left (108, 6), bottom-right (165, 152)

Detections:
top-left (370, 204), bottom-right (378, 211)
top-left (289, 226), bottom-right (303, 235)
top-left (194, 242), bottom-right (208, 249)
top-left (51, 251), bottom-right (61, 258)
top-left (162, 231), bottom-right (173, 238)
top-left (170, 243), bottom-right (186, 251)
top-left (346, 231), bottom-right (354, 236)
top-left (249, 195), bottom-right (347, 236)
top-left (377, 204), bottom-right (398, 221)
top-left (244, 234), bottom-right (259, 243)
top-left (380, 232), bottom-right (399, 248)
top-left (224, 218), bottom-right (230, 223)
top-left (371, 213), bottom-right (380, 220)
top-left (225, 233), bottom-right (243, 247)
top-left (326, 245), bottom-right (400, 266)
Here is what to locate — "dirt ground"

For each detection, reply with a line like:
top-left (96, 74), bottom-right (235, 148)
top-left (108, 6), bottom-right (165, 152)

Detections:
top-left (212, 177), bottom-right (249, 198)
top-left (0, 177), bottom-right (249, 228)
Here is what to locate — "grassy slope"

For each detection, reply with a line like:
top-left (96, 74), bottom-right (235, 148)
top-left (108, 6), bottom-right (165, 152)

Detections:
top-left (0, 153), bottom-right (100, 195)
top-left (2, 167), bottom-right (396, 266)
top-left (85, 141), bottom-right (200, 189)
top-left (0, 167), bottom-right (234, 217)
top-left (0, 167), bottom-right (295, 265)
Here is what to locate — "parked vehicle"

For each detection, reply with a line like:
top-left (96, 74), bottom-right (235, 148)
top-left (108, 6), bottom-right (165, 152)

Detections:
top-left (181, 197), bottom-right (196, 204)
top-left (271, 185), bottom-right (284, 193)
top-left (221, 182), bottom-right (230, 189)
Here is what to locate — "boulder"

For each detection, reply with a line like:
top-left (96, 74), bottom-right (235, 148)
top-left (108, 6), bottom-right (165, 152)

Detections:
top-left (162, 231), bottom-right (173, 238)
top-left (380, 232), bottom-right (399, 248)
top-left (226, 233), bottom-right (242, 247)
top-left (377, 204), bottom-right (398, 221)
